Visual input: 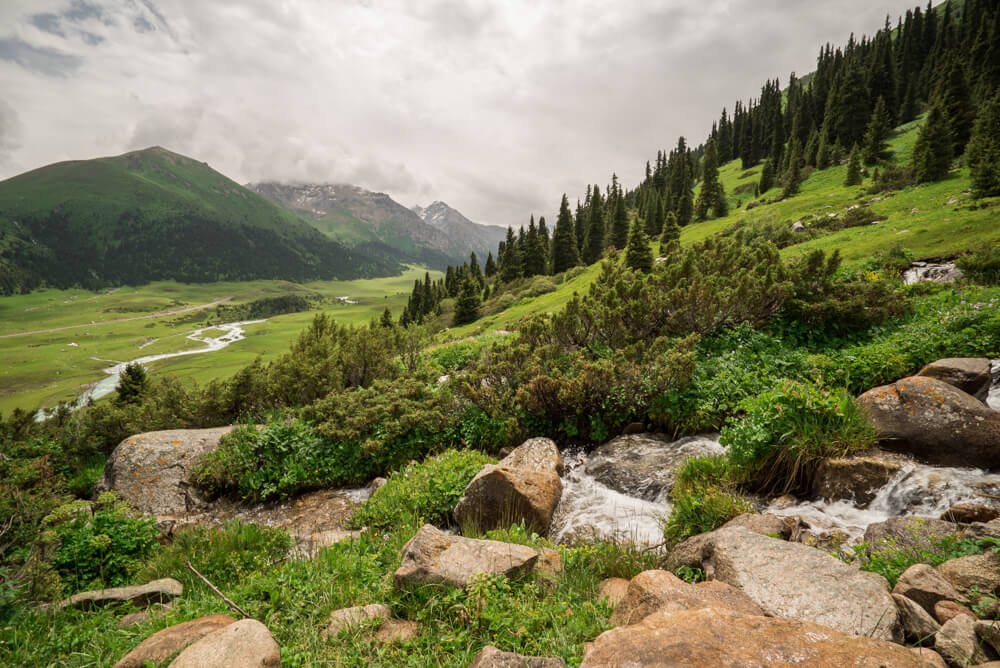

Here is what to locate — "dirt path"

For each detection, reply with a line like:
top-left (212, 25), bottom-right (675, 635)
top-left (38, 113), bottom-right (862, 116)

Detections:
top-left (0, 296), bottom-right (234, 339)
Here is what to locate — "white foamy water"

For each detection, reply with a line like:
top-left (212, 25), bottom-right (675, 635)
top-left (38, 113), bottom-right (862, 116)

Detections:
top-left (37, 320), bottom-right (265, 420)
top-left (989, 360), bottom-right (1000, 410)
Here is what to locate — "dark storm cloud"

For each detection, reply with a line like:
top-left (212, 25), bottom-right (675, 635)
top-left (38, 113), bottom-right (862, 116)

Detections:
top-left (0, 0), bottom-right (936, 227)
top-left (0, 37), bottom-right (81, 77)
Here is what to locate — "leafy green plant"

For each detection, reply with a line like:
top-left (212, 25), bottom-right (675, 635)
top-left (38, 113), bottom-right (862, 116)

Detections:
top-left (349, 449), bottom-right (495, 532)
top-left (957, 244), bottom-right (1000, 285)
top-left (849, 535), bottom-right (1000, 587)
top-left (673, 565), bottom-right (705, 583)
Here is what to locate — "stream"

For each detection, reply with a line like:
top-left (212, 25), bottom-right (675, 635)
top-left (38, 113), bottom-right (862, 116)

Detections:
top-left (37, 320), bottom-right (264, 419)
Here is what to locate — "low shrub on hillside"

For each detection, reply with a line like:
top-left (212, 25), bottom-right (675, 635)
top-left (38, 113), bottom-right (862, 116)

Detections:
top-left (957, 244), bottom-right (1000, 285)
top-left (721, 380), bottom-right (876, 494)
top-left (349, 449), bottom-right (495, 532)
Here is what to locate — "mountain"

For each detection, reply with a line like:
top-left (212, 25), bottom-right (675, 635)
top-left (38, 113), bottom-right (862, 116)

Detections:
top-left (0, 147), bottom-right (400, 294)
top-left (247, 182), bottom-right (505, 269)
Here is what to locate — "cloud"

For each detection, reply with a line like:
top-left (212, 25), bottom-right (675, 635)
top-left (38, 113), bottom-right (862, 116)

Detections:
top-left (0, 0), bottom-right (930, 228)
top-left (0, 99), bottom-right (23, 166)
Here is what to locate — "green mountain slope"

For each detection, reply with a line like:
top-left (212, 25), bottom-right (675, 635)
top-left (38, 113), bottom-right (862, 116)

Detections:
top-left (0, 147), bottom-right (401, 294)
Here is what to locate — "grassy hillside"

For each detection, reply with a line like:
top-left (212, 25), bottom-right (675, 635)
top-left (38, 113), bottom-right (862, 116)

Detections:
top-left (0, 148), bottom-right (401, 293)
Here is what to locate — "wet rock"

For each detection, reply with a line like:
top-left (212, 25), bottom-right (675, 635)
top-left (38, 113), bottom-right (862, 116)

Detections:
top-left (721, 512), bottom-right (800, 540)
top-left (368, 477), bottom-right (388, 494)
top-left (894, 564), bottom-right (966, 615)
top-left (934, 600), bottom-right (976, 625)
top-left (581, 607), bottom-right (931, 668)
top-left (168, 618), bottom-right (280, 667)
top-left (893, 593), bottom-right (941, 644)
top-left (771, 494), bottom-right (799, 510)
top-left (596, 578), bottom-right (629, 608)
top-left (903, 263), bottom-right (964, 286)
top-left (583, 434), bottom-right (720, 502)
top-left (622, 422), bottom-right (645, 435)
top-left (941, 503), bottom-right (1000, 524)
top-left (468, 645), bottom-right (565, 667)
top-left (608, 569), bottom-right (764, 626)
top-left (814, 452), bottom-right (906, 506)
top-left (393, 524), bottom-right (538, 589)
top-left (453, 438), bottom-right (563, 535)
top-left (864, 516), bottom-right (960, 554)
top-left (918, 358), bottom-right (993, 401)
top-left (96, 427), bottom-right (235, 515)
top-left (791, 221), bottom-right (805, 231)
top-left (937, 552), bottom-right (1000, 596)
top-left (857, 376), bottom-right (1000, 468)
top-left (114, 615), bottom-right (235, 668)
top-left (55, 578), bottom-right (183, 611)
top-left (696, 527), bottom-right (901, 641)
top-left (935, 614), bottom-right (994, 667)
top-left (323, 603), bottom-right (392, 638)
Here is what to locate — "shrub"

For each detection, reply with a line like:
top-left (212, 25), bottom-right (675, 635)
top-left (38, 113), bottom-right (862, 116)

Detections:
top-left (721, 380), bottom-right (876, 493)
top-left (663, 455), bottom-right (752, 545)
top-left (957, 244), bottom-right (1000, 285)
top-left (349, 449), bottom-right (495, 532)
top-left (42, 492), bottom-right (159, 594)
top-left (867, 165), bottom-right (915, 193)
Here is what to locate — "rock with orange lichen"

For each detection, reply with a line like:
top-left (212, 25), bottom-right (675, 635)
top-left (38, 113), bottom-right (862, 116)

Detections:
top-left (857, 376), bottom-right (1000, 468)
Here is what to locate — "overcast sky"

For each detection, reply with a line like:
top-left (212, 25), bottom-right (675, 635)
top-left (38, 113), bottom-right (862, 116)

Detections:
top-left (0, 1), bottom-right (930, 228)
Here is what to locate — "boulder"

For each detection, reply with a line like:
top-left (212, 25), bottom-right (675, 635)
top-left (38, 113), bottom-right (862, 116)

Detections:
top-left (323, 603), bottom-right (392, 638)
top-left (696, 527), bottom-right (901, 641)
top-left (374, 619), bottom-right (418, 643)
top-left (393, 524), bottom-right (538, 589)
top-left (976, 620), bottom-right (1000, 655)
top-left (595, 578), bottom-right (629, 608)
top-left (941, 503), bottom-right (1000, 524)
top-left (864, 516), bottom-right (960, 554)
top-left (583, 434), bottom-right (721, 501)
top-left (893, 593), bottom-right (941, 644)
top-left (581, 607), bottom-right (935, 668)
top-left (813, 453), bottom-right (906, 506)
top-left (114, 615), bottom-right (236, 668)
top-left (666, 532), bottom-right (712, 570)
top-left (910, 647), bottom-right (949, 668)
top-left (894, 564), bottom-right (966, 616)
top-left (534, 548), bottom-right (563, 578)
top-left (721, 513), bottom-right (800, 540)
top-left (960, 518), bottom-right (1000, 540)
top-left (168, 618), bottom-right (280, 668)
top-left (917, 358), bottom-right (993, 402)
top-left (96, 427), bottom-right (236, 515)
top-left (453, 438), bottom-right (563, 535)
top-left (55, 578), bottom-right (183, 611)
top-left (468, 645), bottom-right (565, 667)
top-left (934, 600), bottom-right (976, 625)
top-left (608, 569), bottom-right (764, 626)
top-left (934, 614), bottom-right (994, 667)
top-left (937, 552), bottom-right (1000, 596)
top-left (857, 376), bottom-right (1000, 467)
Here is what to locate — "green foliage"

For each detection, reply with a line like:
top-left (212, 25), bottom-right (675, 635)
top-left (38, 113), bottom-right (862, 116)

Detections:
top-left (43, 493), bottom-right (159, 594)
top-left (664, 456), bottom-right (752, 545)
top-left (913, 104), bottom-right (954, 183)
top-left (850, 535), bottom-right (1000, 588)
top-left (350, 450), bottom-right (495, 532)
top-left (844, 145), bottom-right (863, 186)
top-left (862, 97), bottom-right (893, 165)
top-left (114, 362), bottom-right (148, 406)
top-left (453, 276), bottom-right (482, 326)
top-left (721, 380), bottom-right (876, 493)
top-left (957, 244), bottom-right (1000, 285)
top-left (695, 138), bottom-right (727, 219)
top-left (969, 89), bottom-right (1000, 198)
top-left (623, 220), bottom-right (653, 273)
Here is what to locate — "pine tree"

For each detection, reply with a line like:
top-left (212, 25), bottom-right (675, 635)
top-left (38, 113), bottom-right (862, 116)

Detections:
top-left (115, 362), bottom-right (148, 405)
top-left (523, 216), bottom-right (546, 277)
top-left (574, 199), bottom-right (587, 258)
top-left (552, 194), bottom-right (581, 273)
top-left (933, 57), bottom-right (976, 157)
top-left (469, 253), bottom-right (484, 288)
top-left (583, 185), bottom-right (605, 264)
top-left (758, 159), bottom-right (776, 194)
top-left (695, 137), bottom-right (727, 219)
top-left (912, 104), bottom-right (954, 183)
top-left (498, 227), bottom-right (522, 282)
top-left (484, 252), bottom-right (496, 278)
top-left (624, 219), bottom-right (654, 273)
top-left (452, 276), bottom-right (481, 326)
top-left (610, 186), bottom-right (629, 249)
top-left (379, 307), bottom-right (394, 328)
top-left (537, 216), bottom-right (551, 274)
top-left (861, 97), bottom-right (893, 165)
top-left (899, 81), bottom-right (918, 124)
top-left (844, 144), bottom-right (863, 186)
top-left (659, 212), bottom-right (680, 254)
top-left (969, 90), bottom-right (1000, 198)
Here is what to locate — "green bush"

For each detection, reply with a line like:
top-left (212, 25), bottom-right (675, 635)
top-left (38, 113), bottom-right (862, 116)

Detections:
top-left (349, 449), bottom-right (495, 532)
top-left (957, 244), bottom-right (1000, 285)
top-left (663, 456), bottom-right (752, 545)
top-left (721, 380), bottom-right (876, 493)
top-left (42, 493), bottom-right (159, 594)
top-left (849, 534), bottom-right (1000, 588)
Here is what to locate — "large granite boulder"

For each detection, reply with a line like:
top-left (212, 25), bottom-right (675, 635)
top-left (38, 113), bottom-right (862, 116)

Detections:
top-left (937, 551), bottom-right (1000, 596)
top-left (893, 593), bottom-right (941, 644)
top-left (96, 427), bottom-right (235, 515)
top-left (813, 452), bottom-right (906, 506)
top-left (582, 434), bottom-right (721, 501)
top-left (453, 438), bottom-right (563, 535)
top-left (55, 578), bottom-right (183, 611)
top-left (581, 607), bottom-right (939, 668)
top-left (608, 569), bottom-right (764, 626)
top-left (695, 527), bottom-right (901, 641)
top-left (864, 516), bottom-right (960, 554)
top-left (114, 615), bottom-right (235, 668)
top-left (857, 376), bottom-right (1000, 467)
top-left (168, 619), bottom-right (280, 667)
top-left (393, 524), bottom-right (538, 589)
top-left (917, 358), bottom-right (993, 402)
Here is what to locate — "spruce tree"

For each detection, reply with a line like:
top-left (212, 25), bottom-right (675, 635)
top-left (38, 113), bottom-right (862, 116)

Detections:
top-left (583, 185), bottom-right (605, 264)
top-left (552, 194), bottom-right (581, 273)
top-left (379, 307), bottom-right (394, 328)
top-left (610, 188), bottom-right (629, 249)
top-left (861, 97), bottom-right (893, 165)
top-left (659, 212), bottom-right (680, 254)
top-left (574, 199), bottom-right (587, 259)
top-left (969, 90), bottom-right (1000, 198)
top-left (912, 104), bottom-right (954, 183)
top-left (758, 159), bottom-right (776, 194)
top-left (695, 137), bottom-right (727, 219)
top-left (624, 219), bottom-right (654, 273)
top-left (844, 144), bottom-right (863, 186)
top-left (453, 276), bottom-right (481, 326)
top-left (933, 57), bottom-right (975, 158)
top-left (537, 216), bottom-right (551, 274)
top-left (498, 227), bottom-right (522, 282)
top-left (484, 252), bottom-right (496, 278)
top-left (115, 362), bottom-right (148, 405)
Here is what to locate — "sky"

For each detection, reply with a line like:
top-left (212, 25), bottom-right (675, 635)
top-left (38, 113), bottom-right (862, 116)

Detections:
top-left (0, 1), bottom-right (931, 228)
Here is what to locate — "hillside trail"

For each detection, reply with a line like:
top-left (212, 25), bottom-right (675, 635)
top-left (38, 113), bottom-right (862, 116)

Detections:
top-left (0, 296), bottom-right (234, 339)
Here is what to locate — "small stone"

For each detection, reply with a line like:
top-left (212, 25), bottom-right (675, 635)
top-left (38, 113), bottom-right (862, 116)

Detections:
top-left (323, 603), bottom-right (392, 638)
top-left (117, 611), bottom-right (151, 628)
top-left (934, 599), bottom-right (976, 625)
top-left (893, 593), bottom-right (941, 644)
top-left (534, 548), bottom-right (563, 577)
top-left (893, 564), bottom-right (965, 616)
top-left (374, 619), bottom-right (418, 643)
top-left (467, 645), bottom-right (566, 667)
top-left (935, 615), bottom-right (992, 667)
